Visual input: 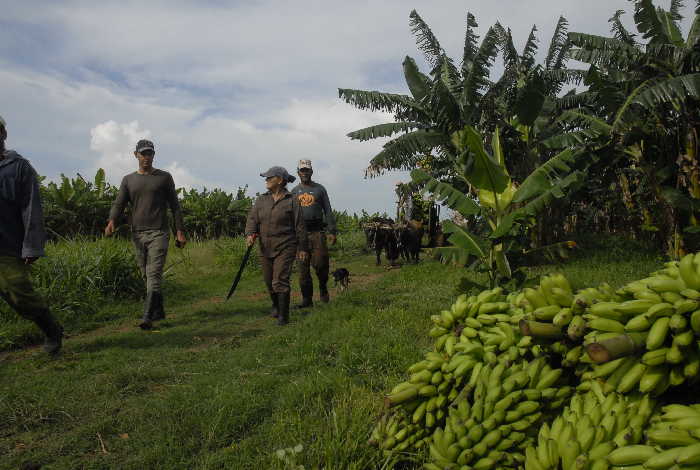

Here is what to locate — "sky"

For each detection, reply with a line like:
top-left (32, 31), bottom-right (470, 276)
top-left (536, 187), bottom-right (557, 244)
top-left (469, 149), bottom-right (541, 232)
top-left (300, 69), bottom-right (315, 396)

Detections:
top-left (0, 0), bottom-right (694, 214)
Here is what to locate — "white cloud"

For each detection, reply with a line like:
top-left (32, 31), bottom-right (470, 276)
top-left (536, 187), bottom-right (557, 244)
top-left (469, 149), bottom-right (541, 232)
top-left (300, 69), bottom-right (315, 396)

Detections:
top-left (89, 120), bottom-right (202, 190)
top-left (1, 0), bottom-right (695, 216)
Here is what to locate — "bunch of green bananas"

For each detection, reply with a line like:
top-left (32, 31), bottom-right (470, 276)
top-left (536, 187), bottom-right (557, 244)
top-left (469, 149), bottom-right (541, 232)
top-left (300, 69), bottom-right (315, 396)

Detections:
top-left (526, 389), bottom-right (655, 470)
top-left (607, 404), bottom-right (700, 469)
top-left (425, 357), bottom-right (571, 470)
top-left (579, 253), bottom-right (700, 394)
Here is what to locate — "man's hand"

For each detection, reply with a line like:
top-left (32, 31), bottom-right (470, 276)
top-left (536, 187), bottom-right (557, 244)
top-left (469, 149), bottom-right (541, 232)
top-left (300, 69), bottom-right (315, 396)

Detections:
top-left (175, 230), bottom-right (187, 248)
top-left (104, 220), bottom-right (115, 237)
top-left (297, 250), bottom-right (309, 261)
top-left (23, 257), bottom-right (38, 265)
top-left (246, 234), bottom-right (257, 247)
top-left (327, 234), bottom-right (337, 245)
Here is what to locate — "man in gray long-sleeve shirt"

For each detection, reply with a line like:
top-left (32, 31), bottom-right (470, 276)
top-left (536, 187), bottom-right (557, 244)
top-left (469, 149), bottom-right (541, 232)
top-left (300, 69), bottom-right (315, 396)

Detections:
top-left (291, 159), bottom-right (337, 307)
top-left (105, 139), bottom-right (187, 329)
top-left (0, 114), bottom-right (63, 354)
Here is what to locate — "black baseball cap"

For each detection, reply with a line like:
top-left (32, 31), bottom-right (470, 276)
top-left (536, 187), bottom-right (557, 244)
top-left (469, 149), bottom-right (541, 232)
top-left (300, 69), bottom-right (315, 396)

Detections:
top-left (135, 139), bottom-right (155, 153)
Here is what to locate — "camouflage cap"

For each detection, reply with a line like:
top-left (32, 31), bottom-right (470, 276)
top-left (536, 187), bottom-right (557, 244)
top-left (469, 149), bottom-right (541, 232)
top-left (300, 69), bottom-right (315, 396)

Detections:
top-left (297, 159), bottom-right (312, 170)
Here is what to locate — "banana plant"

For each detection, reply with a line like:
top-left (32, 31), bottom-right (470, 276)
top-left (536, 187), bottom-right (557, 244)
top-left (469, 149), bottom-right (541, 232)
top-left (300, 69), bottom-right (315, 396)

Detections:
top-left (412, 126), bottom-right (585, 287)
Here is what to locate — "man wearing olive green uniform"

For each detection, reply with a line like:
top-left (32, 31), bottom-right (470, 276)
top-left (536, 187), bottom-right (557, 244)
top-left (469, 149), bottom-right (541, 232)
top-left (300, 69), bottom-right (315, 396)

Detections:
top-left (245, 166), bottom-right (308, 325)
top-left (291, 160), bottom-right (336, 307)
top-left (0, 114), bottom-right (63, 354)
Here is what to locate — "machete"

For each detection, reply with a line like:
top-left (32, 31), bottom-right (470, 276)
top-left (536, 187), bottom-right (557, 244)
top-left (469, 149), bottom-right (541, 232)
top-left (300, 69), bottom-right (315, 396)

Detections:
top-left (226, 242), bottom-right (255, 301)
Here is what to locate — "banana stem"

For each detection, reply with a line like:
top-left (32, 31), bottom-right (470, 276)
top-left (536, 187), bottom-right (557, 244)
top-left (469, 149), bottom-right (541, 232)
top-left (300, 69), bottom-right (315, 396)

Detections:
top-left (585, 334), bottom-right (638, 364)
top-left (519, 320), bottom-right (564, 339)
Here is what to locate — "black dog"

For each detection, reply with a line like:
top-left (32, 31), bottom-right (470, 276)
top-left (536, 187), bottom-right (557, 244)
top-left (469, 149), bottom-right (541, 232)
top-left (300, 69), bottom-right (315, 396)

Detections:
top-left (331, 268), bottom-right (350, 292)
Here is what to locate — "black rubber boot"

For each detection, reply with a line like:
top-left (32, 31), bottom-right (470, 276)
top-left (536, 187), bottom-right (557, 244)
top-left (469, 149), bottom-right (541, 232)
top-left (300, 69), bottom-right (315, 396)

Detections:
top-left (139, 292), bottom-right (155, 330)
top-left (269, 293), bottom-right (279, 318)
top-left (152, 292), bottom-right (165, 321)
top-left (34, 309), bottom-right (63, 355)
top-left (319, 282), bottom-right (330, 303)
top-left (295, 284), bottom-right (313, 309)
top-left (277, 292), bottom-right (290, 326)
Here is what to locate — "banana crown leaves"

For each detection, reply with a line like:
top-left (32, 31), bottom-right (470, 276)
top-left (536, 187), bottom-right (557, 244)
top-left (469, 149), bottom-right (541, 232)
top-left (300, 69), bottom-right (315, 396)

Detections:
top-left (452, 126), bottom-right (510, 194)
top-left (480, 180), bottom-right (517, 211)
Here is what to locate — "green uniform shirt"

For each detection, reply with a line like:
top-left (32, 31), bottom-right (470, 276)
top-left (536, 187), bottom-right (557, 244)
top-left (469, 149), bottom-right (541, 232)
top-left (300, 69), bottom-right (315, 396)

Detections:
top-left (245, 190), bottom-right (309, 258)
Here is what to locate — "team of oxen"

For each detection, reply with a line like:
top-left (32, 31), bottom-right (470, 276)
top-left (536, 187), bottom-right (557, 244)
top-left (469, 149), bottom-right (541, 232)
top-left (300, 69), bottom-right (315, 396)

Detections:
top-left (362, 218), bottom-right (425, 266)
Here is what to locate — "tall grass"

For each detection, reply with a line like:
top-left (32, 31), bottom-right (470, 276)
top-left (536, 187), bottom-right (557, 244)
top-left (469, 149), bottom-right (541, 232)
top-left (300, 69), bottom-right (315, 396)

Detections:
top-left (0, 238), bottom-right (143, 349)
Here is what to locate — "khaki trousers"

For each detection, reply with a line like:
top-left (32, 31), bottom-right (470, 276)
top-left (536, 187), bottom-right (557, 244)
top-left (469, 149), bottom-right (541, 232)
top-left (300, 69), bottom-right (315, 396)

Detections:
top-left (132, 229), bottom-right (170, 294)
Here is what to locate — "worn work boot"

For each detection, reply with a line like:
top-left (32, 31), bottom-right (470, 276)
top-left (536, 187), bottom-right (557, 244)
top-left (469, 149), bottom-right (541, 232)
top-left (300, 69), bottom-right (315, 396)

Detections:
top-left (35, 310), bottom-right (63, 355)
top-left (269, 293), bottom-right (279, 318)
top-left (139, 292), bottom-right (155, 330)
top-left (295, 284), bottom-right (313, 309)
top-left (151, 292), bottom-right (165, 321)
top-left (319, 283), bottom-right (330, 304)
top-left (277, 292), bottom-right (290, 326)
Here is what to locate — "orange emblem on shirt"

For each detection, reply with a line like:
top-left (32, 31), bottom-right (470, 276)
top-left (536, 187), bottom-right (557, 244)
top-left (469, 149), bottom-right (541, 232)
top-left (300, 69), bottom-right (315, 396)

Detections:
top-left (298, 193), bottom-right (316, 207)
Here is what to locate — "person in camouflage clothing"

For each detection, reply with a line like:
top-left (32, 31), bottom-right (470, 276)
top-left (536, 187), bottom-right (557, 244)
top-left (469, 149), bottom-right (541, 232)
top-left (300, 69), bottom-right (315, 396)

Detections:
top-left (0, 114), bottom-right (63, 355)
top-left (291, 160), bottom-right (337, 308)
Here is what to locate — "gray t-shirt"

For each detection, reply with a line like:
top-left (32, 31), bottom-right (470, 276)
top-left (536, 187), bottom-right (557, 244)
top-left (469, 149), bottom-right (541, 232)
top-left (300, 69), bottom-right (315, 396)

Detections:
top-left (109, 169), bottom-right (185, 232)
top-left (290, 181), bottom-right (336, 233)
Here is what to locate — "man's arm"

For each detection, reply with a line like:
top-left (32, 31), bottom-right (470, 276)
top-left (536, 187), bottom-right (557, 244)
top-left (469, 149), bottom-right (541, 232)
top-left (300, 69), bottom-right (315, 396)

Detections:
top-left (18, 161), bottom-right (47, 260)
top-left (108, 177), bottom-right (130, 224)
top-left (244, 198), bottom-right (260, 246)
top-left (166, 174), bottom-right (185, 232)
top-left (166, 173), bottom-right (187, 246)
top-left (319, 185), bottom-right (337, 235)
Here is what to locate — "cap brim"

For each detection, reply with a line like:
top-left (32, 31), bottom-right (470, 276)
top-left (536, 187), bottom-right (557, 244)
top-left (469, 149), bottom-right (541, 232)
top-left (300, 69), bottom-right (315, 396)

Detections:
top-left (136, 147), bottom-right (155, 153)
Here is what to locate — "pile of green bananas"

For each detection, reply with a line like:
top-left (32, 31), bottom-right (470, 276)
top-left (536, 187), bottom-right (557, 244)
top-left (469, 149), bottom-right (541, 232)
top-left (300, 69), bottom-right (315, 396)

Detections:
top-left (373, 254), bottom-right (700, 469)
top-left (371, 285), bottom-right (573, 459)
top-left (426, 357), bottom-right (571, 470)
top-left (526, 389), bottom-right (655, 470)
top-left (606, 404), bottom-right (700, 469)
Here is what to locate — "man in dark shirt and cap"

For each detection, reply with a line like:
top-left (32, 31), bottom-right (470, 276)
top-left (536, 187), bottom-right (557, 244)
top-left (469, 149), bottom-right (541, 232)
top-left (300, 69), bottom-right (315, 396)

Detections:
top-left (105, 139), bottom-right (187, 330)
top-left (0, 115), bottom-right (63, 354)
top-left (291, 159), bottom-right (337, 307)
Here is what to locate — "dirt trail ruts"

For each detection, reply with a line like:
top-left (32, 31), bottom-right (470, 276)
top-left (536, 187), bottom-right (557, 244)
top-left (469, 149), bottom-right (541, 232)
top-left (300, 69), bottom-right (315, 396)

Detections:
top-left (0, 263), bottom-right (397, 363)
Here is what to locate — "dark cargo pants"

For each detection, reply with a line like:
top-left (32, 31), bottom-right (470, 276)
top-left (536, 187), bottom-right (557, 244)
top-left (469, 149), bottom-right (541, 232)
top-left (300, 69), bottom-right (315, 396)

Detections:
top-left (132, 229), bottom-right (169, 294)
top-left (261, 245), bottom-right (297, 294)
top-left (0, 255), bottom-right (60, 335)
top-left (297, 231), bottom-right (329, 298)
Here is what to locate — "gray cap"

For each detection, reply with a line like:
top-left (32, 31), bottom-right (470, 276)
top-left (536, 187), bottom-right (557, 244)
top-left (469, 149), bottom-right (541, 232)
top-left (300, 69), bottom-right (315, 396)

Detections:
top-left (0, 115), bottom-right (6, 129)
top-left (260, 166), bottom-right (296, 183)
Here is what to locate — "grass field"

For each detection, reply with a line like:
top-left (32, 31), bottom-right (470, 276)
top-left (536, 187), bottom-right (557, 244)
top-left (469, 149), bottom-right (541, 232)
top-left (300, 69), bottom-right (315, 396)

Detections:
top-left (0, 239), bottom-right (664, 469)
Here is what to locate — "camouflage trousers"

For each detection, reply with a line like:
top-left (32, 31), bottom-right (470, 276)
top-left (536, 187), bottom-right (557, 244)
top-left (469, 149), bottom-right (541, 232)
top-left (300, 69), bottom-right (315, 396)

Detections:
top-left (0, 255), bottom-right (54, 325)
top-left (132, 229), bottom-right (170, 294)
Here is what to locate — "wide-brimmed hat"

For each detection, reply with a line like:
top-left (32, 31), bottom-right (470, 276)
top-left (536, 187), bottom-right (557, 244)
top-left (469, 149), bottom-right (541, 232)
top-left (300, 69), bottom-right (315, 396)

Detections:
top-left (260, 166), bottom-right (295, 183)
